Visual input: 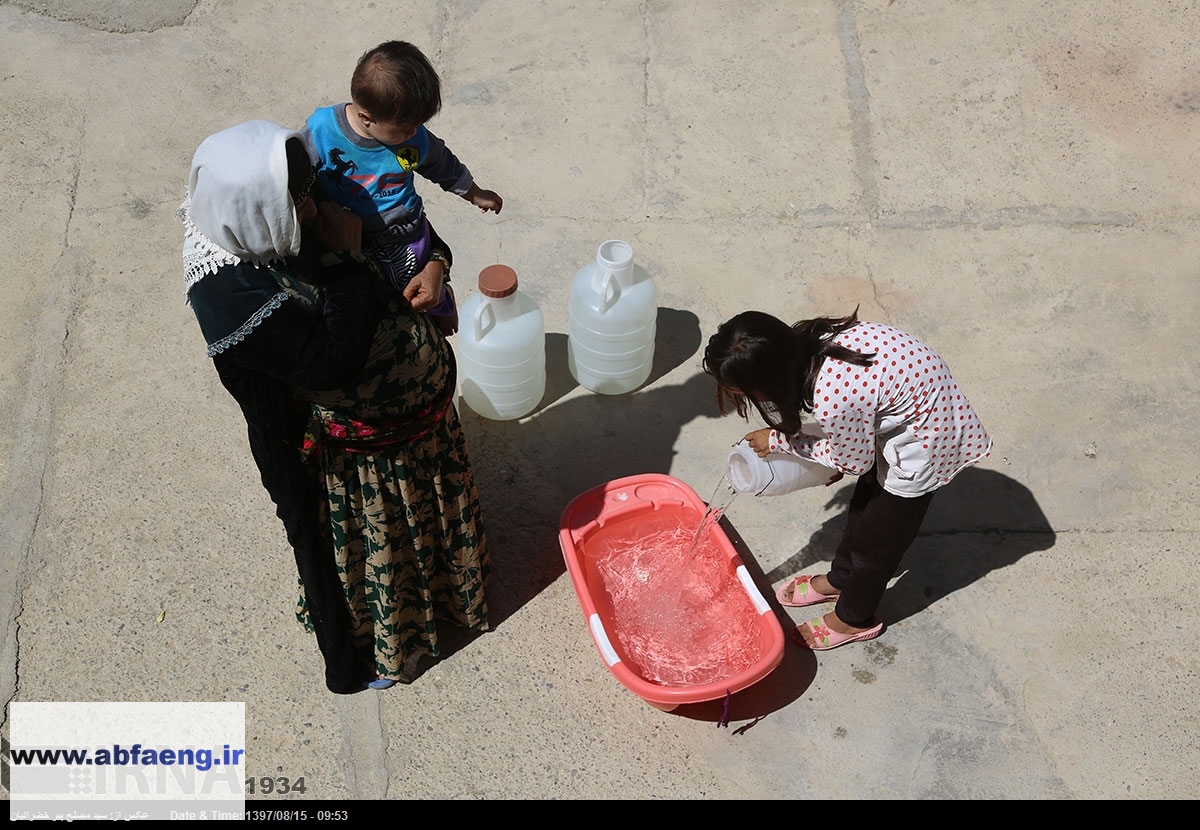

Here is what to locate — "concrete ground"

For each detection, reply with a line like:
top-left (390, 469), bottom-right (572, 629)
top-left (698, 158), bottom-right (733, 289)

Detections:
top-left (2, 0), bottom-right (1198, 800)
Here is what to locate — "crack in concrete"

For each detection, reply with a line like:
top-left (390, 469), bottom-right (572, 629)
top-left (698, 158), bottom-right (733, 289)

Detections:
top-left (333, 692), bottom-right (390, 799)
top-left (0, 118), bottom-right (86, 736)
top-left (641, 0), bottom-right (651, 218)
top-left (542, 201), bottom-right (1146, 230)
top-left (875, 205), bottom-right (1137, 230)
top-left (837, 0), bottom-right (879, 221)
top-left (0, 257), bottom-right (86, 736)
top-left (865, 261), bottom-right (889, 319)
top-left (1, 0), bottom-right (198, 33)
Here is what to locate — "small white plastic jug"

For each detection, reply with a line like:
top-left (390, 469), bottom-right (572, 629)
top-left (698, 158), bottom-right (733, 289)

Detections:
top-left (725, 441), bottom-right (830, 496)
top-left (456, 264), bottom-right (546, 421)
top-left (567, 240), bottom-right (657, 395)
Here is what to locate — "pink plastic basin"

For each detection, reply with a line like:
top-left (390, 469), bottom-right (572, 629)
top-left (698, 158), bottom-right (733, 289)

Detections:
top-left (558, 474), bottom-right (785, 711)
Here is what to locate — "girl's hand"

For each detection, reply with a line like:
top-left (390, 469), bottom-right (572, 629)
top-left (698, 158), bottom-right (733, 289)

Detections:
top-left (745, 428), bottom-right (773, 457)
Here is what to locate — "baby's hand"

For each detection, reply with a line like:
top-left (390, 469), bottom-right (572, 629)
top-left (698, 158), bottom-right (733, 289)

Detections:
top-left (465, 183), bottom-right (503, 214)
top-left (745, 428), bottom-right (774, 457)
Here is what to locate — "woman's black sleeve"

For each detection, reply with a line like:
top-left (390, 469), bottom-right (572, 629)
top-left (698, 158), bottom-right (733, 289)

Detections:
top-left (225, 251), bottom-right (385, 390)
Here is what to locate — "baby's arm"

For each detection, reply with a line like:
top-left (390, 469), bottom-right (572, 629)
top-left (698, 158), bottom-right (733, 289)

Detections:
top-left (417, 129), bottom-right (501, 213)
top-left (462, 182), bottom-right (503, 214)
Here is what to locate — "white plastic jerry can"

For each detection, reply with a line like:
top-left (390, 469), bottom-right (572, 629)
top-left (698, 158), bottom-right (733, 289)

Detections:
top-left (725, 441), bottom-right (831, 496)
top-left (456, 264), bottom-right (546, 420)
top-left (567, 240), bottom-right (657, 395)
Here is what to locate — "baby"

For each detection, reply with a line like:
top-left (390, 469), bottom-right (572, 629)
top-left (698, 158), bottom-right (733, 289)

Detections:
top-left (303, 40), bottom-right (503, 334)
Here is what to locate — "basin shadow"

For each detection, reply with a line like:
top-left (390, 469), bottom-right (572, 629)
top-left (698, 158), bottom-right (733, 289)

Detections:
top-left (671, 515), bottom-right (816, 724)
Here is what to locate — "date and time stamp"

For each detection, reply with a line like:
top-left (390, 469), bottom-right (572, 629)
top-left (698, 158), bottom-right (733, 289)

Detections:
top-left (245, 810), bottom-right (349, 821)
top-left (243, 776), bottom-right (350, 819)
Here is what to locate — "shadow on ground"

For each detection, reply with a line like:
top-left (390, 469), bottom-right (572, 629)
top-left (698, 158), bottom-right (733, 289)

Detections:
top-left (431, 312), bottom-right (1052, 709)
top-left (670, 514), bottom-right (816, 725)
top-left (434, 306), bottom-right (820, 717)
top-left (763, 467), bottom-right (1056, 625)
top-left (461, 307), bottom-right (711, 626)
top-left (430, 319), bottom-right (1052, 698)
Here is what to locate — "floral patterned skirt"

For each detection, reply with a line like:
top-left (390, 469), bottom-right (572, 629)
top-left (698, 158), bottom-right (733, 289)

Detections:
top-left (297, 308), bottom-right (489, 682)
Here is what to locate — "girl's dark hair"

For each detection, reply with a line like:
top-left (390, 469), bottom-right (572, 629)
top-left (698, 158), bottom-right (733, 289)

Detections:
top-left (351, 40), bottom-right (442, 125)
top-left (702, 308), bottom-right (875, 434)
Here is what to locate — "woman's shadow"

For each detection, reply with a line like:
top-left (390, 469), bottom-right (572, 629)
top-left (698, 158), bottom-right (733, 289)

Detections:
top-left (764, 467), bottom-right (1057, 624)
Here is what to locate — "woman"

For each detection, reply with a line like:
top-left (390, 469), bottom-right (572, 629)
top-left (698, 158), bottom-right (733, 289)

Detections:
top-left (703, 309), bottom-right (990, 651)
top-left (178, 120), bottom-right (489, 692)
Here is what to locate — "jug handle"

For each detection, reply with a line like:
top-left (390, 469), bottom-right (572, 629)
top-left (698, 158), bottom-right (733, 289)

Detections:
top-left (598, 270), bottom-right (619, 314)
top-left (473, 298), bottom-right (495, 340)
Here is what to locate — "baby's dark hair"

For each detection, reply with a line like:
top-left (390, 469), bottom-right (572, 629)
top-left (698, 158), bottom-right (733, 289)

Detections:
top-left (702, 308), bottom-right (875, 435)
top-left (351, 40), bottom-right (442, 125)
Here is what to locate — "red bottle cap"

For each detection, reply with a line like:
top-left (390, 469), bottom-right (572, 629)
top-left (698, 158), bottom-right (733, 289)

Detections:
top-left (478, 264), bottom-right (518, 298)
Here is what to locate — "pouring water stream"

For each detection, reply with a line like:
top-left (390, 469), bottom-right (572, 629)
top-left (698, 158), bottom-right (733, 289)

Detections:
top-left (687, 474), bottom-right (740, 560)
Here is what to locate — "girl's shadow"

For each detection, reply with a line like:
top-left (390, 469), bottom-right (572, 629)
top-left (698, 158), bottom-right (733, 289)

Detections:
top-left (764, 467), bottom-right (1056, 623)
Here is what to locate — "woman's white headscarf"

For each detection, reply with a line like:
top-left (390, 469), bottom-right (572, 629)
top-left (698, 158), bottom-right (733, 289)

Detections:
top-left (178, 120), bottom-right (305, 292)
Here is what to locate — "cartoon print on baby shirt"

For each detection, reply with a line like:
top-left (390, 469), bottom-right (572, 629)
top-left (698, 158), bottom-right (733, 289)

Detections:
top-left (396, 146), bottom-right (420, 172)
top-left (327, 148), bottom-right (358, 178)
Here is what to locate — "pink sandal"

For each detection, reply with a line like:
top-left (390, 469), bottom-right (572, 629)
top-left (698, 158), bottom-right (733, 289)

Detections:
top-left (794, 615), bottom-right (884, 651)
top-left (775, 574), bottom-right (839, 607)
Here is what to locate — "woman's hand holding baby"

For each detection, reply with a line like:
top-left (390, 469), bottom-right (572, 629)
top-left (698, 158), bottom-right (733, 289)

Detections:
top-left (404, 259), bottom-right (447, 313)
top-left (312, 202), bottom-right (363, 253)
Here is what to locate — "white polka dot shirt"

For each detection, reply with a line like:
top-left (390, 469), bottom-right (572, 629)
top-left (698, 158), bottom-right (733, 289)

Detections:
top-left (769, 322), bottom-right (992, 497)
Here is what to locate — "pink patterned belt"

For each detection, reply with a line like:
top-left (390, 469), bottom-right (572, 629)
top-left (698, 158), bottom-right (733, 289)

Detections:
top-left (299, 391), bottom-right (451, 459)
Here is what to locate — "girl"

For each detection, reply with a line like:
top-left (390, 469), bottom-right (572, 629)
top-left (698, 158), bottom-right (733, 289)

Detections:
top-left (702, 309), bottom-right (991, 651)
